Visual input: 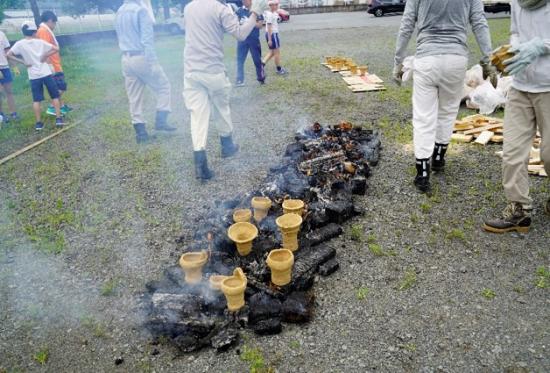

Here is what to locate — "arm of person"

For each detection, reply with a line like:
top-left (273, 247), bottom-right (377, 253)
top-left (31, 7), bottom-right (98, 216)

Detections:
top-left (139, 8), bottom-right (158, 64)
top-left (220, 3), bottom-right (257, 41)
top-left (394, 0), bottom-right (418, 66)
top-left (469, 0), bottom-right (492, 62)
top-left (40, 43), bottom-right (59, 62)
top-left (6, 50), bottom-right (29, 67)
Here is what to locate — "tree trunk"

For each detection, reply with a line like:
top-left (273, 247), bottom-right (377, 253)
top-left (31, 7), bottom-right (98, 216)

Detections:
top-left (162, 0), bottom-right (170, 20)
top-left (28, 0), bottom-right (40, 27)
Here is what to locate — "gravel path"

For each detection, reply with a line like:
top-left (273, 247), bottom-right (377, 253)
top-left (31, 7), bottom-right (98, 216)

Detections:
top-left (0, 15), bottom-right (548, 373)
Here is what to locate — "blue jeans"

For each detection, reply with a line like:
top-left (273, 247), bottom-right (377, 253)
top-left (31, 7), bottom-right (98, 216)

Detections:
top-left (236, 38), bottom-right (265, 83)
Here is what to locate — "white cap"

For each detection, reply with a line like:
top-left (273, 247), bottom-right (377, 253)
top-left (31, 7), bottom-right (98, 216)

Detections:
top-left (268, 0), bottom-right (278, 5)
top-left (21, 20), bottom-right (37, 31)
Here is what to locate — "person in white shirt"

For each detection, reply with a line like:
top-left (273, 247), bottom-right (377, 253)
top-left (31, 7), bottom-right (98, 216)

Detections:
top-left (7, 21), bottom-right (63, 131)
top-left (261, 0), bottom-right (287, 75)
top-left (0, 30), bottom-right (20, 126)
top-left (483, 0), bottom-right (550, 233)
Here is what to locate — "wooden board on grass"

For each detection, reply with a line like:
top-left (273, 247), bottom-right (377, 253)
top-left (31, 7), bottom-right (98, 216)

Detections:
top-left (463, 123), bottom-right (503, 135)
top-left (451, 133), bottom-right (474, 143)
top-left (475, 130), bottom-right (495, 145)
top-left (490, 135), bottom-right (503, 143)
top-left (349, 84), bottom-right (386, 92)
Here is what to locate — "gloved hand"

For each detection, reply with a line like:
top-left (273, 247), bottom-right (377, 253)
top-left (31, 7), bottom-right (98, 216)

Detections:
top-left (250, 0), bottom-right (269, 16)
top-left (480, 60), bottom-right (498, 88)
top-left (12, 66), bottom-right (20, 76)
top-left (392, 63), bottom-right (404, 86)
top-left (504, 37), bottom-right (547, 76)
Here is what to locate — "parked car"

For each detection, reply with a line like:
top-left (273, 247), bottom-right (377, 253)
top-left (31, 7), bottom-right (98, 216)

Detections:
top-left (277, 8), bottom-right (290, 22)
top-left (483, 0), bottom-right (510, 13)
top-left (367, 0), bottom-right (406, 17)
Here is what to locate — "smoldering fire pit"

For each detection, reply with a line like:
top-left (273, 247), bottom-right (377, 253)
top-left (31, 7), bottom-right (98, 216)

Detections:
top-left (141, 122), bottom-right (381, 352)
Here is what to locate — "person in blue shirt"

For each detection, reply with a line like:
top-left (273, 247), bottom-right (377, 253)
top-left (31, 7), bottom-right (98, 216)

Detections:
top-left (235, 0), bottom-right (265, 86)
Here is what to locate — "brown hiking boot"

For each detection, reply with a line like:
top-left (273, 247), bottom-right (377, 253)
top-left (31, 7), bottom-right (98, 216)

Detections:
top-left (483, 202), bottom-right (531, 234)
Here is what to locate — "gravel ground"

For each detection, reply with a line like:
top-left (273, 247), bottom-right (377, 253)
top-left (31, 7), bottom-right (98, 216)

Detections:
top-left (1, 15), bottom-right (549, 373)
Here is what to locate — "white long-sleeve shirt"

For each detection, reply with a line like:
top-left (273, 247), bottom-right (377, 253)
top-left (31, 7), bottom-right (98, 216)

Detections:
top-left (510, 0), bottom-right (550, 93)
top-left (184, 0), bottom-right (256, 74)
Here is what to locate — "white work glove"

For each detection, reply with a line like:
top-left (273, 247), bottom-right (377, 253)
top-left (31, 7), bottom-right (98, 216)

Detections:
top-left (250, 0), bottom-right (269, 16)
top-left (503, 37), bottom-right (547, 76)
top-left (392, 63), bottom-right (404, 86)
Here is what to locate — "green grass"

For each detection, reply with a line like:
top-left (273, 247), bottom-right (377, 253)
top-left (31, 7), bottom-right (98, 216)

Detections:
top-left (240, 345), bottom-right (271, 373)
top-left (446, 228), bottom-right (467, 242)
top-left (535, 267), bottom-right (549, 289)
top-left (100, 278), bottom-right (118, 296)
top-left (33, 348), bottom-right (49, 365)
top-left (349, 223), bottom-right (364, 242)
top-left (481, 288), bottom-right (496, 300)
top-left (398, 268), bottom-right (417, 291)
top-left (356, 286), bottom-right (369, 300)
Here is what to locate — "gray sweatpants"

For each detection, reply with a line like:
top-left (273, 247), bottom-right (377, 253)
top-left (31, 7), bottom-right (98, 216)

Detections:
top-left (121, 54), bottom-right (171, 125)
top-left (502, 88), bottom-right (550, 210)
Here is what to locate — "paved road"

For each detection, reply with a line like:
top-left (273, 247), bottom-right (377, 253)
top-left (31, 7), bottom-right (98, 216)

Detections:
top-left (283, 11), bottom-right (510, 31)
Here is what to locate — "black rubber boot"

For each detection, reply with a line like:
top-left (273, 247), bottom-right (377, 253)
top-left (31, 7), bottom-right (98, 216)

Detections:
top-left (133, 123), bottom-right (149, 144)
top-left (193, 150), bottom-right (214, 182)
top-left (154, 111), bottom-right (176, 131)
top-left (220, 135), bottom-right (240, 158)
top-left (483, 202), bottom-right (532, 234)
top-left (431, 143), bottom-right (448, 172)
top-left (414, 158), bottom-right (430, 193)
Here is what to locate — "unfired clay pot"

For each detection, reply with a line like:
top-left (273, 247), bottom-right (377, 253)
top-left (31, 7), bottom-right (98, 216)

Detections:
top-left (266, 249), bottom-right (294, 286)
top-left (179, 250), bottom-right (208, 284)
top-left (233, 208), bottom-right (252, 223)
top-left (221, 268), bottom-right (247, 311)
top-left (251, 196), bottom-right (272, 222)
top-left (209, 275), bottom-right (229, 291)
top-left (228, 222), bottom-right (258, 256)
top-left (358, 66), bottom-right (368, 76)
top-left (282, 199), bottom-right (305, 216)
top-left (275, 213), bottom-right (303, 252)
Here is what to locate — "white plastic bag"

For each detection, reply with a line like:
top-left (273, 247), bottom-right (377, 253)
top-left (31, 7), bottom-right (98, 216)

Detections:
top-left (469, 81), bottom-right (506, 115)
top-left (465, 64), bottom-right (484, 88)
top-left (496, 76), bottom-right (513, 99)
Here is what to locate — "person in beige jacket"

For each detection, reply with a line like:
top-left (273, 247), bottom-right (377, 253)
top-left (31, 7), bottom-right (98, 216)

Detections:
top-left (115, 0), bottom-right (175, 144)
top-left (483, 0), bottom-right (550, 233)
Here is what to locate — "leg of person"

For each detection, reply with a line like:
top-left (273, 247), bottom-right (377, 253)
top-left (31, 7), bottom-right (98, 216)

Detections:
top-left (432, 56), bottom-right (468, 172)
top-left (262, 33), bottom-right (274, 65)
top-left (44, 75), bottom-right (63, 127)
top-left (249, 38), bottom-right (265, 83)
top-left (207, 73), bottom-right (239, 158)
top-left (411, 56), bottom-right (440, 192)
top-left (54, 72), bottom-right (71, 114)
top-left (3, 82), bottom-right (17, 121)
top-left (531, 91), bottom-right (550, 216)
top-left (30, 78), bottom-right (45, 130)
top-left (236, 42), bottom-right (249, 86)
top-left (483, 88), bottom-right (536, 233)
top-left (184, 73), bottom-right (214, 181)
top-left (122, 55), bottom-right (149, 142)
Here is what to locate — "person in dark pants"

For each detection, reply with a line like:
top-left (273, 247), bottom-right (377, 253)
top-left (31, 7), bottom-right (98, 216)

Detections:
top-left (235, 0), bottom-right (265, 86)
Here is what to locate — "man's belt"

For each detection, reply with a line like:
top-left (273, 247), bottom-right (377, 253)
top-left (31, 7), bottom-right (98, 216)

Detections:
top-left (122, 51), bottom-right (145, 57)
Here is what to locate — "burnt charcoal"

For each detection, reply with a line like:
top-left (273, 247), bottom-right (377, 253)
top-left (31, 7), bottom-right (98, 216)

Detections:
top-left (212, 234), bottom-right (235, 254)
top-left (247, 278), bottom-right (285, 300)
top-left (351, 176), bottom-right (367, 195)
top-left (203, 292), bottom-right (227, 315)
top-left (291, 244), bottom-right (336, 291)
top-left (318, 258), bottom-right (340, 276)
top-left (258, 216), bottom-right (278, 235)
top-left (254, 235), bottom-right (278, 256)
top-left (325, 200), bottom-right (355, 224)
top-left (248, 293), bottom-right (282, 324)
top-left (114, 357), bottom-right (124, 365)
top-left (147, 316), bottom-right (215, 341)
top-left (210, 326), bottom-right (239, 352)
top-left (308, 210), bottom-right (329, 229)
top-left (285, 142), bottom-right (305, 158)
top-left (150, 293), bottom-right (203, 318)
top-left (282, 292), bottom-right (314, 323)
top-left (216, 198), bottom-right (240, 210)
top-left (279, 168), bottom-right (310, 199)
top-left (306, 223), bottom-right (343, 246)
top-left (145, 279), bottom-right (180, 294)
top-left (251, 318), bottom-right (282, 335)
top-left (163, 265), bottom-right (186, 287)
top-left (173, 333), bottom-right (205, 353)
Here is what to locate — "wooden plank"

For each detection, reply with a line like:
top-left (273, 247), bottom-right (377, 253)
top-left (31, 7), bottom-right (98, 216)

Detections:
top-left (540, 168), bottom-right (548, 177)
top-left (349, 84), bottom-right (386, 92)
top-left (454, 122), bottom-right (474, 131)
top-left (451, 133), bottom-right (474, 143)
top-left (490, 135), bottom-right (503, 143)
top-left (342, 76), bottom-right (365, 85)
top-left (528, 164), bottom-right (545, 174)
top-left (363, 74), bottom-right (384, 84)
top-left (475, 130), bottom-right (494, 145)
top-left (463, 123), bottom-right (503, 135)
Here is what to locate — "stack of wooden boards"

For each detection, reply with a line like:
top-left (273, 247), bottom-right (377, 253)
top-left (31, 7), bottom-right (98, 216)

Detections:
top-left (321, 56), bottom-right (386, 93)
top-left (452, 114), bottom-right (546, 177)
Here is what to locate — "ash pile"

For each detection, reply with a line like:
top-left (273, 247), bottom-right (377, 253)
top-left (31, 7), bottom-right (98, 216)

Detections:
top-left (141, 122), bottom-right (381, 353)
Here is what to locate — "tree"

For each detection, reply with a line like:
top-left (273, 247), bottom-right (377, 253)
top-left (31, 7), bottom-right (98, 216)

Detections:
top-left (0, 0), bottom-right (25, 24)
top-left (28, 0), bottom-right (40, 26)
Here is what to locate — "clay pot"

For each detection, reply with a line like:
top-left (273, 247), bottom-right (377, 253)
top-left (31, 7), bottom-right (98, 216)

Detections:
top-left (178, 250), bottom-right (208, 284)
top-left (221, 268), bottom-right (247, 311)
top-left (233, 208), bottom-right (252, 223)
top-left (349, 65), bottom-right (358, 75)
top-left (358, 66), bottom-right (368, 76)
top-left (282, 199), bottom-right (305, 216)
top-left (266, 249), bottom-right (294, 286)
top-left (209, 275), bottom-right (229, 291)
top-left (275, 213), bottom-right (303, 252)
top-left (251, 196), bottom-right (272, 222)
top-left (228, 222), bottom-right (258, 256)
top-left (490, 45), bottom-right (514, 75)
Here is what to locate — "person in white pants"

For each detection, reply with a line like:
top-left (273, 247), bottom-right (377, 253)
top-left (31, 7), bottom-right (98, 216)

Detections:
top-left (183, 0), bottom-right (268, 182)
top-left (393, 0), bottom-right (496, 192)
